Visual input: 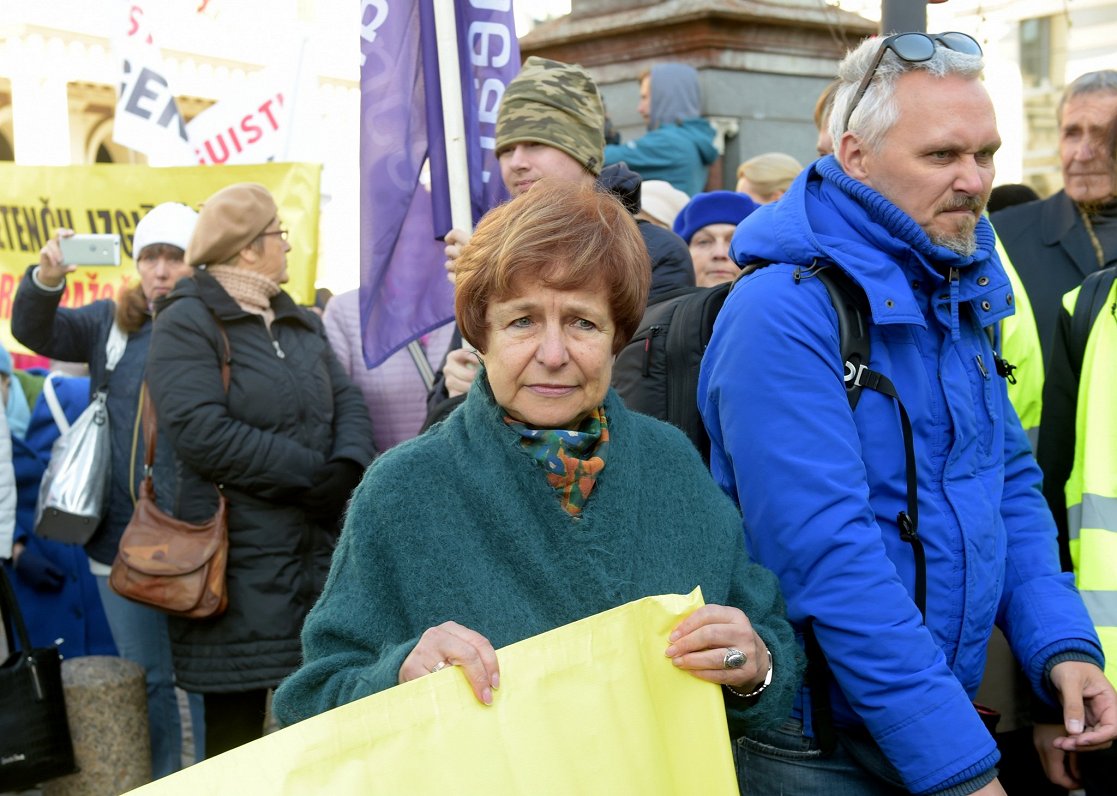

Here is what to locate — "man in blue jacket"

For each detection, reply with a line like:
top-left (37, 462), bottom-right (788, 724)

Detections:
top-left (698, 31), bottom-right (1116, 796)
top-left (604, 63), bottom-right (717, 196)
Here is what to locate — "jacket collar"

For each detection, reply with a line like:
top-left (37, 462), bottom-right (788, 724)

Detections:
top-left (1040, 190), bottom-right (1100, 279)
top-left (162, 269), bottom-right (313, 329)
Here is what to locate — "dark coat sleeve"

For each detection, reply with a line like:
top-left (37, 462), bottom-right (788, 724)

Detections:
top-left (11, 266), bottom-right (111, 365)
top-left (146, 299), bottom-right (327, 497)
top-left (1036, 304), bottom-right (1078, 573)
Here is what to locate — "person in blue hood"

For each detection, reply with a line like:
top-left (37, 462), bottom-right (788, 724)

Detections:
top-left (697, 32), bottom-right (1116, 796)
top-left (604, 63), bottom-right (717, 197)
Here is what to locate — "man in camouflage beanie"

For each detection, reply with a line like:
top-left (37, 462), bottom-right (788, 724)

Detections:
top-left (495, 56), bottom-right (606, 195)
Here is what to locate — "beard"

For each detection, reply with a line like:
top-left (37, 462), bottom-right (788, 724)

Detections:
top-left (930, 194), bottom-right (984, 256)
top-left (931, 228), bottom-right (977, 256)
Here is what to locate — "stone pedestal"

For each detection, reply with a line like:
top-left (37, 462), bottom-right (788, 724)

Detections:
top-left (43, 656), bottom-right (151, 796)
top-left (521, 0), bottom-right (876, 184)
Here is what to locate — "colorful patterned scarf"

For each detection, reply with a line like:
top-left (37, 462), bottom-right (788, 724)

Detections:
top-left (505, 407), bottom-right (609, 517)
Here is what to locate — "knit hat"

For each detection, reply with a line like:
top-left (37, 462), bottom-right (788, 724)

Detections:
top-left (186, 183), bottom-right (278, 267)
top-left (496, 57), bottom-right (606, 176)
top-left (673, 191), bottom-right (759, 244)
top-left (133, 202), bottom-right (198, 261)
top-left (640, 180), bottom-right (691, 228)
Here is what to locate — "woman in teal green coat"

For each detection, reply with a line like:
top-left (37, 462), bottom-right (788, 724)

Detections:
top-left (273, 180), bottom-right (801, 741)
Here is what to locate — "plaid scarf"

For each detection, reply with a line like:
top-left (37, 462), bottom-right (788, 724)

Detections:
top-left (505, 407), bottom-right (609, 517)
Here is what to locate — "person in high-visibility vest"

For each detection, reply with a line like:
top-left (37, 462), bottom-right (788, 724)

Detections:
top-left (997, 237), bottom-right (1044, 447)
top-left (1038, 270), bottom-right (1117, 795)
top-left (975, 233), bottom-right (1056, 795)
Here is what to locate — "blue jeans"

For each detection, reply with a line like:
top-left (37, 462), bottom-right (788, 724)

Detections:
top-left (95, 576), bottom-right (205, 778)
top-left (736, 719), bottom-right (908, 796)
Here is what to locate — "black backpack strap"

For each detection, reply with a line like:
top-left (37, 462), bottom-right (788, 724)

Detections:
top-left (664, 281), bottom-right (732, 463)
top-left (1070, 267), bottom-right (1117, 378)
top-left (811, 264), bottom-right (924, 617)
top-left (814, 266), bottom-right (870, 411)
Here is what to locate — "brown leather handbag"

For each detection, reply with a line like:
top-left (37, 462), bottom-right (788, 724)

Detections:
top-left (109, 323), bottom-right (231, 619)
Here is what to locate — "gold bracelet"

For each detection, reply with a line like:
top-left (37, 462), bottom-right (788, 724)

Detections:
top-left (725, 649), bottom-right (773, 700)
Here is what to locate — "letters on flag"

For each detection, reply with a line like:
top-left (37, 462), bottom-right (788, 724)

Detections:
top-left (358, 0), bottom-right (520, 369)
top-left (112, 3), bottom-right (195, 166)
top-left (187, 54), bottom-right (302, 166)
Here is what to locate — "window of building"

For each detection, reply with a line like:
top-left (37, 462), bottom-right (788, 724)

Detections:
top-left (1019, 16), bottom-right (1052, 89)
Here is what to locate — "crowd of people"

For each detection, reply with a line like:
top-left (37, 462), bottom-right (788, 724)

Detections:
top-left (1, 25), bottom-right (1116, 796)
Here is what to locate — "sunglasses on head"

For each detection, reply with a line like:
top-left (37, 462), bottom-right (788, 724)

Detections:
top-left (841, 31), bottom-right (983, 134)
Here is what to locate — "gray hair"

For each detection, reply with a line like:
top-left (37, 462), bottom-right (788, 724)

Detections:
top-left (1057, 70), bottom-right (1117, 123)
top-left (830, 34), bottom-right (985, 153)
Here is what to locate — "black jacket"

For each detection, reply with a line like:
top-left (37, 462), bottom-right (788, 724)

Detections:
top-left (597, 162), bottom-right (695, 301)
top-left (992, 190), bottom-right (1108, 366)
top-left (146, 271), bottom-right (375, 692)
top-left (11, 266), bottom-right (177, 565)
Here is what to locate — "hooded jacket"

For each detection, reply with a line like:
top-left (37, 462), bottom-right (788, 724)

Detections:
top-left (698, 156), bottom-right (1102, 794)
top-left (605, 64), bottom-right (717, 196)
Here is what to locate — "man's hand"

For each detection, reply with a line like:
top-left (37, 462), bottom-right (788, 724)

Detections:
top-left (443, 228), bottom-right (471, 285)
top-left (1033, 723), bottom-right (1081, 789)
top-left (1049, 660), bottom-right (1117, 752)
top-left (444, 347), bottom-right (481, 397)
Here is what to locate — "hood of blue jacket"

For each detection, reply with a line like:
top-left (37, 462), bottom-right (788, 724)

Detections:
top-left (728, 155), bottom-right (1011, 330)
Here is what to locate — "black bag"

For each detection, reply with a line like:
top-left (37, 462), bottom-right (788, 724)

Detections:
top-left (612, 283), bottom-right (732, 464)
top-left (0, 566), bottom-right (78, 791)
top-left (612, 262), bottom-right (871, 465)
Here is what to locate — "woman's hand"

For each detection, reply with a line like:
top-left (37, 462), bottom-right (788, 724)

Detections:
top-left (665, 604), bottom-right (770, 692)
top-left (38, 229), bottom-right (77, 288)
top-left (399, 621), bottom-right (500, 705)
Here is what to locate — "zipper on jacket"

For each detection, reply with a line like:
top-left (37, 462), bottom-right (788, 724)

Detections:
top-left (643, 326), bottom-right (662, 376)
top-left (948, 267), bottom-right (962, 342)
top-left (974, 354), bottom-right (989, 379)
top-left (272, 338), bottom-right (286, 359)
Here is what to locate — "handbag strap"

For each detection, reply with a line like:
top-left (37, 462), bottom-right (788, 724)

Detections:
top-left (142, 319), bottom-right (232, 476)
top-left (0, 565), bottom-right (35, 658)
top-left (41, 373), bottom-right (71, 434)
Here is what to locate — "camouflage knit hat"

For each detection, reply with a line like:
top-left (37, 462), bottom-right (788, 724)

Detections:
top-left (496, 57), bottom-right (606, 176)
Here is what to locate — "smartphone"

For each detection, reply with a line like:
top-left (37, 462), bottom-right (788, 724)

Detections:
top-left (59, 234), bottom-right (122, 266)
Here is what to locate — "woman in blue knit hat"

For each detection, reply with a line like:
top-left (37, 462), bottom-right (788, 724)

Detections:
top-left (673, 191), bottom-right (759, 288)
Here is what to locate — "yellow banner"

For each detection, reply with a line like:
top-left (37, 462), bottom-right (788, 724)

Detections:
top-left (126, 590), bottom-right (738, 795)
top-left (0, 162), bottom-right (321, 355)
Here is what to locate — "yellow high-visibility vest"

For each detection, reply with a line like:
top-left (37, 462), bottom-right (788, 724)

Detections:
top-left (995, 235), bottom-right (1043, 449)
top-left (1062, 282), bottom-right (1117, 686)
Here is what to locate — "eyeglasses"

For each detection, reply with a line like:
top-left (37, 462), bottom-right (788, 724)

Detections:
top-left (259, 226), bottom-right (289, 242)
top-left (841, 31), bottom-right (982, 134)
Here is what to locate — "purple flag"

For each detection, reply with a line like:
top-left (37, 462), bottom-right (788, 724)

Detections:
top-left (359, 0), bottom-right (520, 369)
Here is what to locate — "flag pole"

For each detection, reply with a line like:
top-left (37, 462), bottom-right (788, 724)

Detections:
top-left (431, 0), bottom-right (473, 235)
top-left (428, 0), bottom-right (477, 364)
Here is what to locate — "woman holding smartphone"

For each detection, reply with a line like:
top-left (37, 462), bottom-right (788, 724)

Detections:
top-left (11, 205), bottom-right (204, 781)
